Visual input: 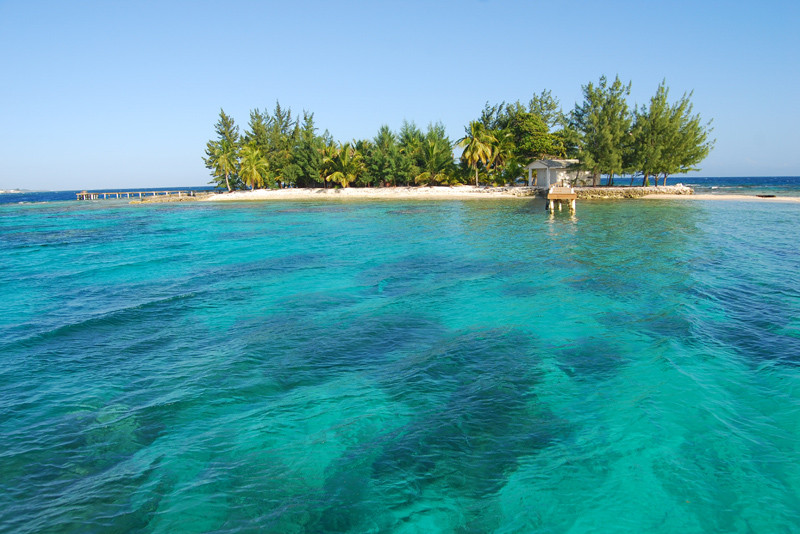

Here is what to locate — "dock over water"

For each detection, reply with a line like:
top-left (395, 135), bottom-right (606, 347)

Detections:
top-left (76, 190), bottom-right (198, 200)
top-left (547, 185), bottom-right (577, 212)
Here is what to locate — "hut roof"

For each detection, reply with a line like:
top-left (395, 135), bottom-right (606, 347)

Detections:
top-left (523, 159), bottom-right (580, 170)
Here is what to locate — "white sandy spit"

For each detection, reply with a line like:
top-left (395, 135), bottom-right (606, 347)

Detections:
top-left (198, 186), bottom-right (537, 201)
top-left (194, 186), bottom-right (799, 204)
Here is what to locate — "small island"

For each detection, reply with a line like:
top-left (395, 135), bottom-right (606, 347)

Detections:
top-left (202, 77), bottom-right (713, 195)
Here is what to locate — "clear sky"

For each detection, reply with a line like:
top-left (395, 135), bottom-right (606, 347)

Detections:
top-left (1, 0), bottom-right (798, 190)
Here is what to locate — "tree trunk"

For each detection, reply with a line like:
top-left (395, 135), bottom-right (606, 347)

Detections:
top-left (475, 167), bottom-right (479, 187)
top-left (629, 175), bottom-right (635, 186)
top-left (662, 174), bottom-right (668, 186)
top-left (225, 172), bottom-right (231, 192)
top-left (642, 173), bottom-right (649, 187)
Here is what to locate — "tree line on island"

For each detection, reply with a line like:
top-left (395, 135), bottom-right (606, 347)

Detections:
top-left (204, 76), bottom-right (713, 191)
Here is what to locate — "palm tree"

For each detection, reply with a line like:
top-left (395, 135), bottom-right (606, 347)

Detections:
top-left (486, 131), bottom-right (515, 181)
top-left (323, 143), bottom-right (365, 188)
top-left (415, 137), bottom-right (454, 186)
top-left (457, 121), bottom-right (495, 186)
top-left (204, 139), bottom-right (239, 192)
top-left (239, 145), bottom-right (269, 189)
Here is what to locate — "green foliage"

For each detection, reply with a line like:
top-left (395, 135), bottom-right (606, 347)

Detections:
top-left (203, 109), bottom-right (241, 191)
top-left (528, 89), bottom-right (565, 130)
top-left (551, 126), bottom-right (581, 159)
top-left (397, 121), bottom-right (424, 186)
top-left (241, 101), bottom-right (299, 187)
top-left (323, 142), bottom-right (365, 188)
top-left (660, 91), bottom-right (714, 184)
top-left (457, 121), bottom-right (495, 186)
top-left (486, 130), bottom-right (515, 179)
top-left (238, 145), bottom-right (269, 189)
top-left (630, 82), bottom-right (670, 184)
top-left (364, 125), bottom-right (402, 187)
top-left (205, 81), bottom-right (712, 191)
top-left (571, 75), bottom-right (632, 185)
top-left (243, 109), bottom-right (269, 152)
top-left (631, 81), bottom-right (715, 185)
top-left (505, 108), bottom-right (556, 161)
top-left (353, 139), bottom-right (376, 186)
top-left (265, 101), bottom-right (297, 186)
top-left (285, 111), bottom-right (325, 187)
top-left (469, 99), bottom-right (562, 180)
top-left (415, 123), bottom-right (456, 186)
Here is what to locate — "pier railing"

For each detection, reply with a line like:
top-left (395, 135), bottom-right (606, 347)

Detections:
top-left (76, 190), bottom-right (199, 200)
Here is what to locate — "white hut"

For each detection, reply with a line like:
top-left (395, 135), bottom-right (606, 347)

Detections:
top-left (524, 159), bottom-right (588, 188)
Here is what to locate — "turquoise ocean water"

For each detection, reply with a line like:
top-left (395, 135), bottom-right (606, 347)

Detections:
top-left (1, 192), bottom-right (799, 532)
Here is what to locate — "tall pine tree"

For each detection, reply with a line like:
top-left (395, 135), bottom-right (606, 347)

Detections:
top-left (203, 109), bottom-right (241, 191)
top-left (571, 76), bottom-right (632, 186)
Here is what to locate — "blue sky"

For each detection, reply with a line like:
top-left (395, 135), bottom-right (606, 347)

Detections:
top-left (1, 0), bottom-right (798, 190)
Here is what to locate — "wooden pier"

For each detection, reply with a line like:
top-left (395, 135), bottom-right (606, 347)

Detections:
top-left (547, 185), bottom-right (577, 212)
top-left (76, 190), bottom-right (197, 200)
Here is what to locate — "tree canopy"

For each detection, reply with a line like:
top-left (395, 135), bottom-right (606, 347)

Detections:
top-left (203, 80), bottom-right (713, 190)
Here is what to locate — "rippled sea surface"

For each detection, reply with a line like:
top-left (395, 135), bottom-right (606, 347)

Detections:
top-left (1, 198), bottom-right (799, 533)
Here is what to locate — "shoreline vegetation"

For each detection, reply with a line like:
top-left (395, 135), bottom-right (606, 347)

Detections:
top-left (202, 76), bottom-right (714, 193)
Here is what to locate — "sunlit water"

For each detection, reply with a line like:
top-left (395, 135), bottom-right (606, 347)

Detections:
top-left (1, 197), bottom-right (799, 533)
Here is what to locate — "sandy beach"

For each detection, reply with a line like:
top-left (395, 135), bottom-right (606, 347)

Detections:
top-left (196, 185), bottom-right (698, 202)
top-left (133, 185), bottom-right (800, 204)
top-left (197, 186), bottom-right (538, 201)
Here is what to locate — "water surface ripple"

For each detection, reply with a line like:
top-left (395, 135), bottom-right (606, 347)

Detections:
top-left (1, 198), bottom-right (799, 533)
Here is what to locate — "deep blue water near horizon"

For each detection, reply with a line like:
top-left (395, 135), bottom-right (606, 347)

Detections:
top-left (1, 192), bottom-right (799, 532)
top-left (1, 176), bottom-right (799, 206)
top-left (0, 186), bottom-right (218, 205)
top-left (599, 175), bottom-right (800, 196)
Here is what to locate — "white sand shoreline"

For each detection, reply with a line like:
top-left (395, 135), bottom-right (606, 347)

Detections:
top-left (197, 185), bottom-right (696, 202)
top-left (197, 186), bottom-right (536, 201)
top-left (142, 185), bottom-right (800, 204)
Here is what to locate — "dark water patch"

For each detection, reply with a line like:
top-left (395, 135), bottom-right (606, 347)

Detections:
top-left (316, 458), bottom-right (376, 532)
top-left (274, 205), bottom-right (350, 214)
top-left (202, 253), bottom-right (329, 282)
top-left (274, 290), bottom-right (359, 315)
top-left (361, 328), bottom-right (567, 502)
top-left (7, 454), bottom-right (166, 534)
top-left (2, 292), bottom-right (196, 356)
top-left (386, 207), bottom-right (436, 216)
top-left (0, 403), bottom-right (167, 534)
top-left (380, 328), bottom-right (538, 398)
top-left (552, 337), bottom-right (626, 381)
top-left (367, 390), bottom-right (568, 501)
top-left (0, 228), bottom-right (114, 250)
top-left (360, 254), bottom-right (497, 298)
top-left (602, 308), bottom-right (694, 343)
top-left (231, 313), bottom-right (445, 392)
top-left (693, 281), bottom-right (800, 365)
top-left (566, 271), bottom-right (647, 301)
top-left (503, 282), bottom-right (540, 298)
